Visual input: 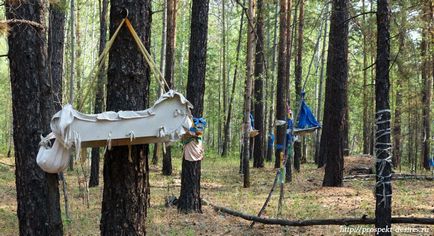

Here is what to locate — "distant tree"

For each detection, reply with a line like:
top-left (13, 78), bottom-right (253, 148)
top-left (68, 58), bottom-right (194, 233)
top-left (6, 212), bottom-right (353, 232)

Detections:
top-left (314, 3), bottom-right (328, 166)
top-left (100, 0), bottom-right (151, 234)
top-left (222, 1), bottom-right (245, 157)
top-left (6, 0), bottom-right (63, 234)
top-left (393, 1), bottom-right (409, 170)
top-left (253, 0), bottom-right (265, 168)
top-left (375, 0), bottom-right (392, 233)
top-left (178, 0), bottom-right (209, 213)
top-left (162, 0), bottom-right (178, 176)
top-left (320, 0), bottom-right (349, 187)
top-left (90, 0), bottom-right (108, 188)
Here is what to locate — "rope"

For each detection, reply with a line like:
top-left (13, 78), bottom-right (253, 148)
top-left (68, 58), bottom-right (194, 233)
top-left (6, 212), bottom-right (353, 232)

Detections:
top-left (78, 18), bottom-right (126, 110)
top-left (374, 109), bottom-right (393, 207)
top-left (77, 18), bottom-right (170, 111)
top-left (124, 18), bottom-right (170, 91)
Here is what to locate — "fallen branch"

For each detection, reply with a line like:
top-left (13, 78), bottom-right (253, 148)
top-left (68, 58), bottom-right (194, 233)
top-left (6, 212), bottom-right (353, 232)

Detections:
top-left (203, 199), bottom-right (434, 226)
top-left (344, 174), bottom-right (434, 181)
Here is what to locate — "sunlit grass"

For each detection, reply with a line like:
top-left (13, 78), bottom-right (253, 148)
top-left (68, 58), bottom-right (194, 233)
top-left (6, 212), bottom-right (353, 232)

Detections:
top-left (0, 152), bottom-right (433, 235)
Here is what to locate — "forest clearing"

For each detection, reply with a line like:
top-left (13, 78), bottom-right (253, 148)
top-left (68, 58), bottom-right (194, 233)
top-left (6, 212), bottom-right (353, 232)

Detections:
top-left (0, 0), bottom-right (433, 235)
top-left (1, 154), bottom-right (433, 235)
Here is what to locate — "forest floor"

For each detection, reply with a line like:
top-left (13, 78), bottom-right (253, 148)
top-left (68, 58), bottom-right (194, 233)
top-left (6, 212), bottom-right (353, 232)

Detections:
top-left (0, 151), bottom-right (433, 235)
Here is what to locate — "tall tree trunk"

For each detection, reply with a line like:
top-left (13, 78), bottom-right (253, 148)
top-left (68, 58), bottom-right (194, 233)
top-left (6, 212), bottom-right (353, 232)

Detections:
top-left (48, 1), bottom-right (66, 111)
top-left (321, 0), bottom-right (349, 187)
top-left (222, 1), bottom-right (245, 157)
top-left (90, 0), bottom-right (108, 188)
top-left (266, 2), bottom-right (279, 162)
top-left (253, 0), bottom-right (265, 168)
top-left (275, 0), bottom-right (288, 169)
top-left (6, 0), bottom-right (63, 234)
top-left (293, 0), bottom-right (304, 172)
top-left (75, 0), bottom-right (82, 107)
top-left (100, 1), bottom-right (151, 234)
top-left (361, 0), bottom-right (370, 155)
top-left (284, 0), bottom-right (293, 181)
top-left (393, 3), bottom-right (408, 170)
top-left (375, 0), bottom-right (392, 233)
top-left (315, 3), bottom-right (328, 166)
top-left (242, 0), bottom-right (256, 187)
top-left (68, 0), bottom-right (76, 171)
top-left (47, 0), bottom-right (67, 228)
top-left (178, 0), bottom-right (209, 213)
top-left (421, 1), bottom-right (432, 170)
top-left (219, 0), bottom-right (227, 155)
top-left (162, 0), bottom-right (178, 176)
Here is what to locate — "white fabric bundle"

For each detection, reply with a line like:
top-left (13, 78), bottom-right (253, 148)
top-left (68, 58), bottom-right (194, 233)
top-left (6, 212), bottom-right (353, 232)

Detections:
top-left (37, 104), bottom-right (80, 174)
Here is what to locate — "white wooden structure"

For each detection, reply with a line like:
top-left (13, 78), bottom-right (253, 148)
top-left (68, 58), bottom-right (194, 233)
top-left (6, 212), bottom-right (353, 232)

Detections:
top-left (37, 90), bottom-right (193, 173)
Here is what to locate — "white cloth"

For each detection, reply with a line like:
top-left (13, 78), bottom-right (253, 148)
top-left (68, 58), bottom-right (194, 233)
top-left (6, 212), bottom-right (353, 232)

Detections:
top-left (184, 139), bottom-right (204, 161)
top-left (37, 104), bottom-right (79, 173)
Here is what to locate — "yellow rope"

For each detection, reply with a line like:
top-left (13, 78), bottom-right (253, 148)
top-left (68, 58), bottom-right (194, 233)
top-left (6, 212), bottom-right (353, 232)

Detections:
top-left (78, 18), bottom-right (126, 110)
top-left (124, 18), bottom-right (170, 92)
top-left (78, 18), bottom-right (170, 111)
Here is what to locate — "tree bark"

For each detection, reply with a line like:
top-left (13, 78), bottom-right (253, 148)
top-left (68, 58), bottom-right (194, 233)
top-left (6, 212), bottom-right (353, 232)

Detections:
top-left (375, 0), bottom-right (392, 234)
top-left (321, 0), bottom-right (349, 187)
top-left (178, 0), bottom-right (209, 213)
top-left (162, 0), bottom-right (178, 176)
top-left (421, 1), bottom-right (432, 170)
top-left (284, 0), bottom-right (293, 181)
top-left (242, 0), bottom-right (256, 187)
top-left (293, 0), bottom-right (304, 172)
top-left (48, 1), bottom-right (66, 111)
top-left (100, 1), bottom-right (151, 234)
top-left (6, 0), bottom-right (63, 234)
top-left (274, 0), bottom-right (288, 169)
top-left (266, 2), bottom-right (279, 163)
top-left (253, 0), bottom-right (264, 168)
top-left (90, 0), bottom-right (108, 188)
top-left (68, 0), bottom-right (75, 171)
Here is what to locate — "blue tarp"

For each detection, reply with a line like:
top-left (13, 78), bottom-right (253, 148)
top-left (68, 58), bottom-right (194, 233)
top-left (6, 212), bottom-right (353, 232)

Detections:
top-left (296, 92), bottom-right (320, 129)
